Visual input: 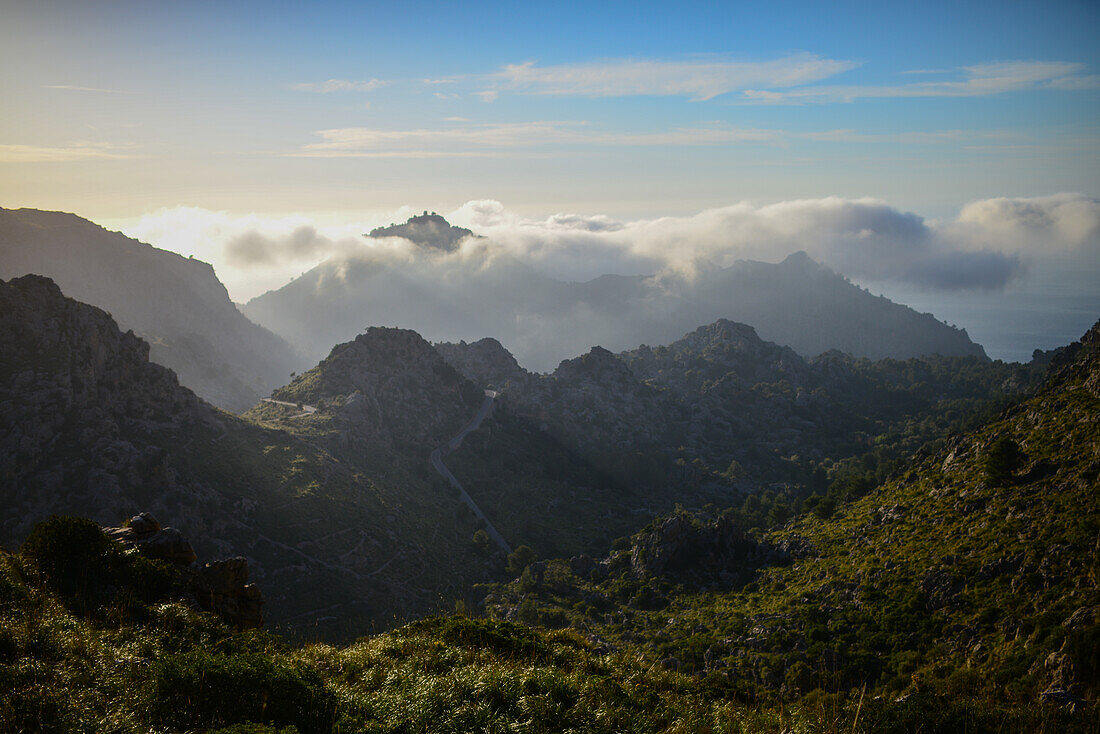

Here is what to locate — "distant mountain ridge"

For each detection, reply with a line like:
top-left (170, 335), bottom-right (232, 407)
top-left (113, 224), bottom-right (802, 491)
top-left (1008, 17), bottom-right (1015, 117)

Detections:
top-left (438, 317), bottom-right (1034, 499)
top-left (244, 220), bottom-right (986, 371)
top-left (0, 207), bottom-right (304, 411)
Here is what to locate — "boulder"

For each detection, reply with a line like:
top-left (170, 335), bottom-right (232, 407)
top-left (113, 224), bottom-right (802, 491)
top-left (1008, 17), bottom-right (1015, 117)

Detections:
top-left (104, 513), bottom-right (197, 566)
top-left (192, 557), bottom-right (264, 629)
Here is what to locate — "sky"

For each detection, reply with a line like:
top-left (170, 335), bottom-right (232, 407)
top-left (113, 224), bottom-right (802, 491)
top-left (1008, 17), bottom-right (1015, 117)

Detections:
top-left (1, 0), bottom-right (1098, 360)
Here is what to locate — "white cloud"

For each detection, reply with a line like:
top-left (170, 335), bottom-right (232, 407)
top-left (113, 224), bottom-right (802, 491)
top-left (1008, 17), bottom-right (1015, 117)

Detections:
top-left (741, 60), bottom-right (1098, 103)
top-left (294, 121), bottom-right (1012, 157)
top-left (953, 193), bottom-right (1100, 251)
top-left (448, 197), bottom-right (1028, 290)
top-left (0, 142), bottom-right (134, 162)
top-left (494, 53), bottom-right (858, 100)
top-left (44, 84), bottom-right (127, 94)
top-left (121, 195), bottom-right (1100, 302)
top-left (290, 78), bottom-right (386, 93)
top-left (118, 207), bottom-right (406, 300)
top-left (295, 122), bottom-right (588, 156)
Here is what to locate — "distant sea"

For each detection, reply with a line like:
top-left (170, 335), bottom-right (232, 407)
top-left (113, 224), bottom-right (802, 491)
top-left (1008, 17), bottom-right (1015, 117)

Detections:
top-left (861, 258), bottom-right (1100, 363)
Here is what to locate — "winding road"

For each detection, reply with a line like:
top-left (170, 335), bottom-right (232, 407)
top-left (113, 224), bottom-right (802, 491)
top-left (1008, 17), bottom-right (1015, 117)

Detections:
top-left (261, 397), bottom-right (318, 417)
top-left (430, 390), bottom-right (513, 555)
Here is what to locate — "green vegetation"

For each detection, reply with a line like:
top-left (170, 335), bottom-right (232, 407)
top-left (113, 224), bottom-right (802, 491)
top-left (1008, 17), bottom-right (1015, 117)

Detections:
top-left (2, 518), bottom-right (1095, 733)
top-left (484, 328), bottom-right (1100, 726)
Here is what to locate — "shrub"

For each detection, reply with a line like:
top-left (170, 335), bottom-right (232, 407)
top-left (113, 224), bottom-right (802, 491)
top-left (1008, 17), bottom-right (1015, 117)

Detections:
top-left (984, 437), bottom-right (1025, 486)
top-left (142, 649), bottom-right (335, 734)
top-left (506, 545), bottom-right (537, 576)
top-left (19, 516), bottom-right (123, 612)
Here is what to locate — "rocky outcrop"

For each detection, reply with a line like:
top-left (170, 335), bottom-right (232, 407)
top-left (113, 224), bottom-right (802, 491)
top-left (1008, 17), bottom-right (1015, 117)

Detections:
top-left (104, 512), bottom-right (198, 566)
top-left (622, 319), bottom-right (810, 391)
top-left (104, 512), bottom-right (263, 629)
top-left (629, 513), bottom-right (765, 579)
top-left (256, 326), bottom-right (484, 448)
top-left (435, 337), bottom-right (535, 393)
top-left (192, 557), bottom-right (264, 629)
top-left (367, 212), bottom-right (478, 252)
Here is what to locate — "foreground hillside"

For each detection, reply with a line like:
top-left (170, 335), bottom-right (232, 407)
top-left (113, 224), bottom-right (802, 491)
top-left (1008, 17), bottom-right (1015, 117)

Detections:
top-left (2, 518), bottom-right (1093, 733)
top-left (485, 319), bottom-right (1100, 711)
top-left (0, 208), bottom-right (303, 411)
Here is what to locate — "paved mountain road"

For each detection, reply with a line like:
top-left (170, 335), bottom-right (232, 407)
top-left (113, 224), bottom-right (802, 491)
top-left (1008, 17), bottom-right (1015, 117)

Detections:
top-left (431, 391), bottom-right (513, 555)
top-left (261, 397), bottom-right (318, 417)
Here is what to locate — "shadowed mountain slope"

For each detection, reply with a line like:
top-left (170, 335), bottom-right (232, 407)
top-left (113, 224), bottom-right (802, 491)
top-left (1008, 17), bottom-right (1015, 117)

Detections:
top-left (0, 275), bottom-right (515, 636)
top-left (0, 207), bottom-right (303, 411)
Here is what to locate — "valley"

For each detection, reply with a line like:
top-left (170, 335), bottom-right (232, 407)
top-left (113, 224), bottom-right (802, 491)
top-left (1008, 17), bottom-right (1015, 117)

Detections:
top-left (0, 211), bottom-right (1096, 731)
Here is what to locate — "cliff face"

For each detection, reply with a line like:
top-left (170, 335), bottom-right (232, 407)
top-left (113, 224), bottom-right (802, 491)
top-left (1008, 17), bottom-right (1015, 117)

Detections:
top-left (0, 208), bottom-right (304, 411)
top-left (0, 274), bottom-right (219, 544)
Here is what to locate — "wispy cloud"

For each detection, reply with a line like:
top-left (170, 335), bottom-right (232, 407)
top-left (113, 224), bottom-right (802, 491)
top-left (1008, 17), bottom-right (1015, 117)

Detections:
top-left (295, 122), bottom-right (587, 157)
top-left (741, 60), bottom-right (1098, 103)
top-left (492, 53), bottom-right (859, 101)
top-left (289, 78), bottom-right (386, 93)
top-left (0, 142), bottom-right (135, 162)
top-left (44, 84), bottom-right (127, 94)
top-left (293, 121), bottom-right (1018, 158)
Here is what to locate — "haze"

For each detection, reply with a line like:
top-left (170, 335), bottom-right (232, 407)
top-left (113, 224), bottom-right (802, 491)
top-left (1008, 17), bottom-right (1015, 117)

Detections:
top-left (2, 0), bottom-right (1098, 360)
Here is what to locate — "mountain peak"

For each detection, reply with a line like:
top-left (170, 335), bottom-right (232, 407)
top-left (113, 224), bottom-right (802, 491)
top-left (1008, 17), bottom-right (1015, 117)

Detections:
top-left (267, 325), bottom-right (483, 445)
top-left (553, 346), bottom-right (637, 386)
top-left (366, 212), bottom-right (477, 252)
top-left (779, 250), bottom-right (827, 270)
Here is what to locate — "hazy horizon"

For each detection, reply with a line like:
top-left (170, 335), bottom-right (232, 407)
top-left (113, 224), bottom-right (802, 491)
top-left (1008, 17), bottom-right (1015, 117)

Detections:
top-left (2, 0), bottom-right (1098, 362)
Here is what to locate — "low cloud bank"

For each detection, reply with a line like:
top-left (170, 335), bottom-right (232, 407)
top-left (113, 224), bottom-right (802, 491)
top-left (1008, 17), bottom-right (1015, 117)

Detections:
top-left (121, 194), bottom-right (1099, 301)
top-left (448, 196), bottom-right (1063, 290)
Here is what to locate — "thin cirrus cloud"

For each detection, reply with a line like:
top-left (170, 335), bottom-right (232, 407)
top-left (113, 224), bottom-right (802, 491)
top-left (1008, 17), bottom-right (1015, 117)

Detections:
top-left (294, 121), bottom-right (590, 157)
top-left (0, 142), bottom-right (135, 163)
top-left (741, 60), bottom-right (1099, 103)
top-left (289, 78), bottom-right (387, 93)
top-left (292, 121), bottom-right (1014, 158)
top-left (43, 84), bottom-right (128, 94)
top-left (490, 53), bottom-right (859, 101)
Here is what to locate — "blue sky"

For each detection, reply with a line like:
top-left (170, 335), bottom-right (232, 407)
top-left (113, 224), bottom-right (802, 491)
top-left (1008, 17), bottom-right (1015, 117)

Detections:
top-left (1, 0), bottom-right (1098, 357)
top-left (2, 0), bottom-right (1097, 216)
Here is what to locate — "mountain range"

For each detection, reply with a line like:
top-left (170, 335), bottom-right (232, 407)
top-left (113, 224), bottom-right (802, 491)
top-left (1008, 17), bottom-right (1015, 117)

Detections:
top-left (243, 214), bottom-right (985, 372)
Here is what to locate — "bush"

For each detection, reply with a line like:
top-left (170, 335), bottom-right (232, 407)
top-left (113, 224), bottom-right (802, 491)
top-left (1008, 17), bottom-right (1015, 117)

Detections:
top-left (984, 436), bottom-right (1026, 486)
top-left (506, 545), bottom-right (537, 576)
top-left (408, 616), bottom-right (550, 661)
top-left (19, 516), bottom-right (123, 612)
top-left (142, 649), bottom-right (335, 734)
